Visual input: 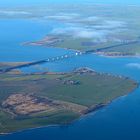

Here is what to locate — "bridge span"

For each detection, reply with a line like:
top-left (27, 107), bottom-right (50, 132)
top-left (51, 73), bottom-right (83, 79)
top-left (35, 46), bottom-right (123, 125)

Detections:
top-left (0, 51), bottom-right (90, 73)
top-left (1, 38), bottom-right (138, 74)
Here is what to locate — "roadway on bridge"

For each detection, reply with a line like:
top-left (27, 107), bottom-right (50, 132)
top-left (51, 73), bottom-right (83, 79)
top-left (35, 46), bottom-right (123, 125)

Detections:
top-left (0, 51), bottom-right (86, 73)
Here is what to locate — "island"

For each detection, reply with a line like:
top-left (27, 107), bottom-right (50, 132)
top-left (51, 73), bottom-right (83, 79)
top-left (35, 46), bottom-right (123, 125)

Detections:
top-left (23, 35), bottom-right (140, 57)
top-left (0, 63), bottom-right (138, 134)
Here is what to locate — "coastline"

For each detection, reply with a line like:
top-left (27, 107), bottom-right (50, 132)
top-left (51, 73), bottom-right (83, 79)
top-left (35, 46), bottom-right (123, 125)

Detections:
top-left (0, 3), bottom-right (140, 139)
top-left (22, 42), bottom-right (140, 59)
top-left (0, 44), bottom-right (139, 135)
top-left (0, 81), bottom-right (139, 136)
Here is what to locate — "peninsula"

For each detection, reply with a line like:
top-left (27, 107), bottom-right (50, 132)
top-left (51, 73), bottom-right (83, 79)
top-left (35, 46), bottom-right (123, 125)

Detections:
top-left (0, 63), bottom-right (138, 134)
top-left (23, 35), bottom-right (140, 57)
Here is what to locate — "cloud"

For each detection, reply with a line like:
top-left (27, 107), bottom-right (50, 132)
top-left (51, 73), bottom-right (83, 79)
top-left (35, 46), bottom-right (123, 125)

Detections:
top-left (94, 20), bottom-right (126, 29)
top-left (84, 16), bottom-right (100, 21)
top-left (0, 10), bottom-right (31, 16)
top-left (46, 12), bottom-right (127, 42)
top-left (76, 16), bottom-right (100, 22)
top-left (45, 12), bottom-right (126, 29)
top-left (51, 21), bottom-right (124, 42)
top-left (46, 13), bottom-right (80, 20)
top-left (126, 63), bottom-right (140, 69)
top-left (47, 15), bottom-right (74, 20)
top-left (74, 29), bottom-right (109, 39)
top-left (46, 13), bottom-right (102, 24)
top-left (51, 26), bottom-right (81, 34)
top-left (105, 20), bottom-right (126, 27)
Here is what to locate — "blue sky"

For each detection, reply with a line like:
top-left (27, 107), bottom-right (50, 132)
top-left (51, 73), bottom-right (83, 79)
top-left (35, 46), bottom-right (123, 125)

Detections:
top-left (0, 0), bottom-right (140, 6)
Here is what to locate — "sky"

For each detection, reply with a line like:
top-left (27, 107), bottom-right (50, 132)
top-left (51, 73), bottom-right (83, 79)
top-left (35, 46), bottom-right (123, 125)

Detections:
top-left (0, 0), bottom-right (140, 7)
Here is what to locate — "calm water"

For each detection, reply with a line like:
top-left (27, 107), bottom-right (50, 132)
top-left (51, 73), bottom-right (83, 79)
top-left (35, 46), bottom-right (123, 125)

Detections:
top-left (0, 18), bottom-right (140, 140)
top-left (0, 19), bottom-right (70, 62)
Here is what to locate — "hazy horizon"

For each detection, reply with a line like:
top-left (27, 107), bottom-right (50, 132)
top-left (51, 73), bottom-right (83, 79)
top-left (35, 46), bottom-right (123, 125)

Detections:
top-left (0, 0), bottom-right (140, 7)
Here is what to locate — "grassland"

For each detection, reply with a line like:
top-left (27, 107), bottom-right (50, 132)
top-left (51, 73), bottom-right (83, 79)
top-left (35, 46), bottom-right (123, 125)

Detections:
top-left (20, 4), bottom-right (140, 57)
top-left (0, 109), bottom-right (79, 134)
top-left (25, 36), bottom-right (140, 57)
top-left (54, 38), bottom-right (140, 56)
top-left (0, 65), bottom-right (138, 134)
top-left (40, 74), bottom-right (137, 107)
top-left (0, 4), bottom-right (140, 135)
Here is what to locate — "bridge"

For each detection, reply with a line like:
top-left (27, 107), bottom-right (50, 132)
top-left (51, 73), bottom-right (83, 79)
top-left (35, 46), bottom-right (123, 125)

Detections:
top-left (0, 51), bottom-right (88, 73)
top-left (0, 39), bottom-right (140, 74)
top-left (1, 39), bottom-right (137, 74)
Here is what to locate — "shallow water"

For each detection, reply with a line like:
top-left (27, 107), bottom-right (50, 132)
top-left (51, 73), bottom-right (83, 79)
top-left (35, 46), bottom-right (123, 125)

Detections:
top-left (0, 19), bottom-right (140, 140)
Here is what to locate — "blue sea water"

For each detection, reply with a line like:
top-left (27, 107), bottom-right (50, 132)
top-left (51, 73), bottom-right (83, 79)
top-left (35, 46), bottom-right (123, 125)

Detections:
top-left (0, 46), bottom-right (140, 140)
top-left (0, 19), bottom-right (70, 62)
top-left (0, 5), bottom-right (140, 140)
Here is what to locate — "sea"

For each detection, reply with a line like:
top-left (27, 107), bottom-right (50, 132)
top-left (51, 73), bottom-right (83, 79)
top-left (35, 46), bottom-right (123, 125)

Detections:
top-left (0, 1), bottom-right (140, 140)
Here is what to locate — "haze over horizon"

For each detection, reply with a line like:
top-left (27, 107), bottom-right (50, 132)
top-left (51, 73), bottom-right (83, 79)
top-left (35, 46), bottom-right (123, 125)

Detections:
top-left (0, 0), bottom-right (140, 7)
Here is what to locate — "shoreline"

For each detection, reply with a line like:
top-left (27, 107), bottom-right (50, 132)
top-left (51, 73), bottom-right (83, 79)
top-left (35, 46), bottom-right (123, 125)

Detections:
top-left (22, 42), bottom-right (140, 59)
top-left (0, 45), bottom-right (139, 135)
top-left (0, 82), bottom-right (139, 136)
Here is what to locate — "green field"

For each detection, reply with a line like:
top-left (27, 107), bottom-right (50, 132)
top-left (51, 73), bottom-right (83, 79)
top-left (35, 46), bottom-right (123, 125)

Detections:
top-left (24, 4), bottom-right (140, 56)
top-left (0, 66), bottom-right (138, 134)
top-left (39, 74), bottom-right (137, 106)
top-left (0, 109), bottom-right (79, 134)
top-left (54, 38), bottom-right (140, 56)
